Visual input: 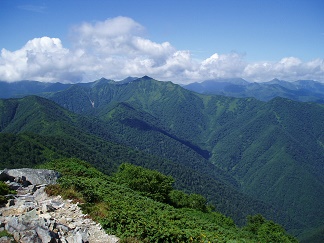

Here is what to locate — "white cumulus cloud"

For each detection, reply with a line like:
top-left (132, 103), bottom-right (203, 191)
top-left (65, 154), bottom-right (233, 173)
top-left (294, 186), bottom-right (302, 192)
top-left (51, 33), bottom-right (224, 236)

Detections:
top-left (0, 37), bottom-right (83, 82)
top-left (0, 16), bottom-right (323, 83)
top-left (199, 53), bottom-right (246, 80)
top-left (242, 57), bottom-right (324, 82)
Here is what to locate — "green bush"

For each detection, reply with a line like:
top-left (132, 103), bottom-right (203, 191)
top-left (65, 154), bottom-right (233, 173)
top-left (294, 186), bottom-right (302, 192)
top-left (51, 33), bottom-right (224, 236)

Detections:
top-left (244, 214), bottom-right (298, 243)
top-left (113, 163), bottom-right (174, 203)
top-left (169, 190), bottom-right (208, 212)
top-left (0, 181), bottom-right (16, 205)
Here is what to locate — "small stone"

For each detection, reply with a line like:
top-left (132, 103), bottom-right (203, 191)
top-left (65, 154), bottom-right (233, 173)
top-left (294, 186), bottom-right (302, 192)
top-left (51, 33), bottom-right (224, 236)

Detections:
top-left (13, 231), bottom-right (20, 242)
top-left (39, 213), bottom-right (51, 220)
top-left (36, 226), bottom-right (53, 243)
top-left (68, 223), bottom-right (76, 229)
top-left (0, 236), bottom-right (13, 243)
top-left (19, 229), bottom-right (40, 243)
top-left (51, 200), bottom-right (64, 210)
top-left (60, 236), bottom-right (68, 243)
top-left (66, 217), bottom-right (73, 223)
top-left (6, 199), bottom-right (15, 207)
top-left (56, 224), bottom-right (69, 234)
top-left (42, 203), bottom-right (56, 213)
top-left (23, 209), bottom-right (37, 221)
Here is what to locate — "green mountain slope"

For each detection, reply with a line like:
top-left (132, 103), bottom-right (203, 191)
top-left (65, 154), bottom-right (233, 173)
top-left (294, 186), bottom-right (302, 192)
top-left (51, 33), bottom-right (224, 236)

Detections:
top-left (0, 96), bottom-right (78, 135)
top-left (42, 76), bottom-right (324, 240)
top-left (206, 97), bottom-right (324, 231)
top-left (0, 95), bottom-right (293, 231)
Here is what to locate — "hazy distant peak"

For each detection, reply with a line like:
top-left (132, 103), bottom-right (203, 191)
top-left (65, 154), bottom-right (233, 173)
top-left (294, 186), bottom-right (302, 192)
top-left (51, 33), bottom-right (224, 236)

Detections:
top-left (202, 78), bottom-right (249, 85)
top-left (267, 78), bottom-right (282, 83)
top-left (119, 76), bottom-right (138, 84)
top-left (140, 75), bottom-right (154, 80)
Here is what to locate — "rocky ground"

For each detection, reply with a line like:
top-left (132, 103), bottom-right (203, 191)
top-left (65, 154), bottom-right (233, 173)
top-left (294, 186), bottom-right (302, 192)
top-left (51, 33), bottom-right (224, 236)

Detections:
top-left (0, 169), bottom-right (119, 243)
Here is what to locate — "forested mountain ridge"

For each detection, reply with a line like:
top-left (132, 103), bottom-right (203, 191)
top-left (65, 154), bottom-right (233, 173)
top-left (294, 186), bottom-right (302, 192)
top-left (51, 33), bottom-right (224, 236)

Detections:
top-left (1, 77), bottom-right (323, 241)
top-left (183, 78), bottom-right (324, 103)
top-left (41, 76), bottom-right (324, 239)
top-left (0, 80), bottom-right (72, 98)
top-left (0, 95), bottom-right (296, 232)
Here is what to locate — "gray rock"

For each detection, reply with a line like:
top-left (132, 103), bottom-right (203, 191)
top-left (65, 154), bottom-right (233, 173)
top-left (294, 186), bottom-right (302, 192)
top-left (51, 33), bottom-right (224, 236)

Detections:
top-left (42, 203), bottom-right (56, 213)
top-left (0, 236), bottom-right (13, 243)
top-left (0, 172), bottom-right (119, 243)
top-left (13, 231), bottom-right (20, 242)
top-left (0, 170), bottom-right (14, 182)
top-left (20, 229), bottom-right (41, 243)
top-left (1, 169), bottom-right (60, 186)
top-left (23, 208), bottom-right (38, 222)
top-left (78, 228), bottom-right (89, 241)
top-left (6, 216), bottom-right (27, 233)
top-left (66, 231), bottom-right (83, 243)
top-left (6, 199), bottom-right (14, 207)
top-left (33, 186), bottom-right (48, 201)
top-left (50, 200), bottom-right (65, 210)
top-left (21, 201), bottom-right (37, 213)
top-left (56, 224), bottom-right (69, 234)
top-left (35, 226), bottom-right (54, 243)
top-left (75, 231), bottom-right (84, 243)
top-left (38, 218), bottom-right (49, 229)
top-left (7, 181), bottom-right (21, 190)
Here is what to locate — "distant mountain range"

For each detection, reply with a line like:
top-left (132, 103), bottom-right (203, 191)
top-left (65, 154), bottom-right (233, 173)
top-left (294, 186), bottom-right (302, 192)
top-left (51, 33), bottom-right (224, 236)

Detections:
top-left (0, 77), bottom-right (138, 99)
top-left (2, 77), bottom-right (324, 104)
top-left (0, 80), bottom-right (72, 98)
top-left (0, 76), bottom-right (323, 242)
top-left (183, 78), bottom-right (324, 103)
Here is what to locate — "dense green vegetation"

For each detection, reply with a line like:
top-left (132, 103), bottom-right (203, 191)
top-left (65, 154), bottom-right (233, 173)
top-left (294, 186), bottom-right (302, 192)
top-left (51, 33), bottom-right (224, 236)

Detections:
top-left (0, 96), bottom-right (292, 231)
top-left (113, 163), bottom-right (210, 212)
top-left (1, 77), bottom-right (323, 241)
top-left (43, 77), bottom-right (323, 237)
top-left (0, 132), bottom-right (285, 230)
top-left (39, 158), bottom-right (297, 242)
top-left (299, 225), bottom-right (324, 243)
top-left (244, 214), bottom-right (298, 243)
top-left (0, 181), bottom-right (16, 205)
top-left (113, 163), bottom-right (174, 203)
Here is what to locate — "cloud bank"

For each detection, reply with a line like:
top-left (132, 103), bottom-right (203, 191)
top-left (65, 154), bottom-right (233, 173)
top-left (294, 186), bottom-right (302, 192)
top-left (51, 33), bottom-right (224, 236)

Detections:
top-left (0, 16), bottom-right (323, 83)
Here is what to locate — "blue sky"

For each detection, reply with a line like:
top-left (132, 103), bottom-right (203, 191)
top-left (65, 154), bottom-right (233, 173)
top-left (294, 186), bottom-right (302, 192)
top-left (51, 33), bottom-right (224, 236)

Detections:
top-left (0, 0), bottom-right (323, 83)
